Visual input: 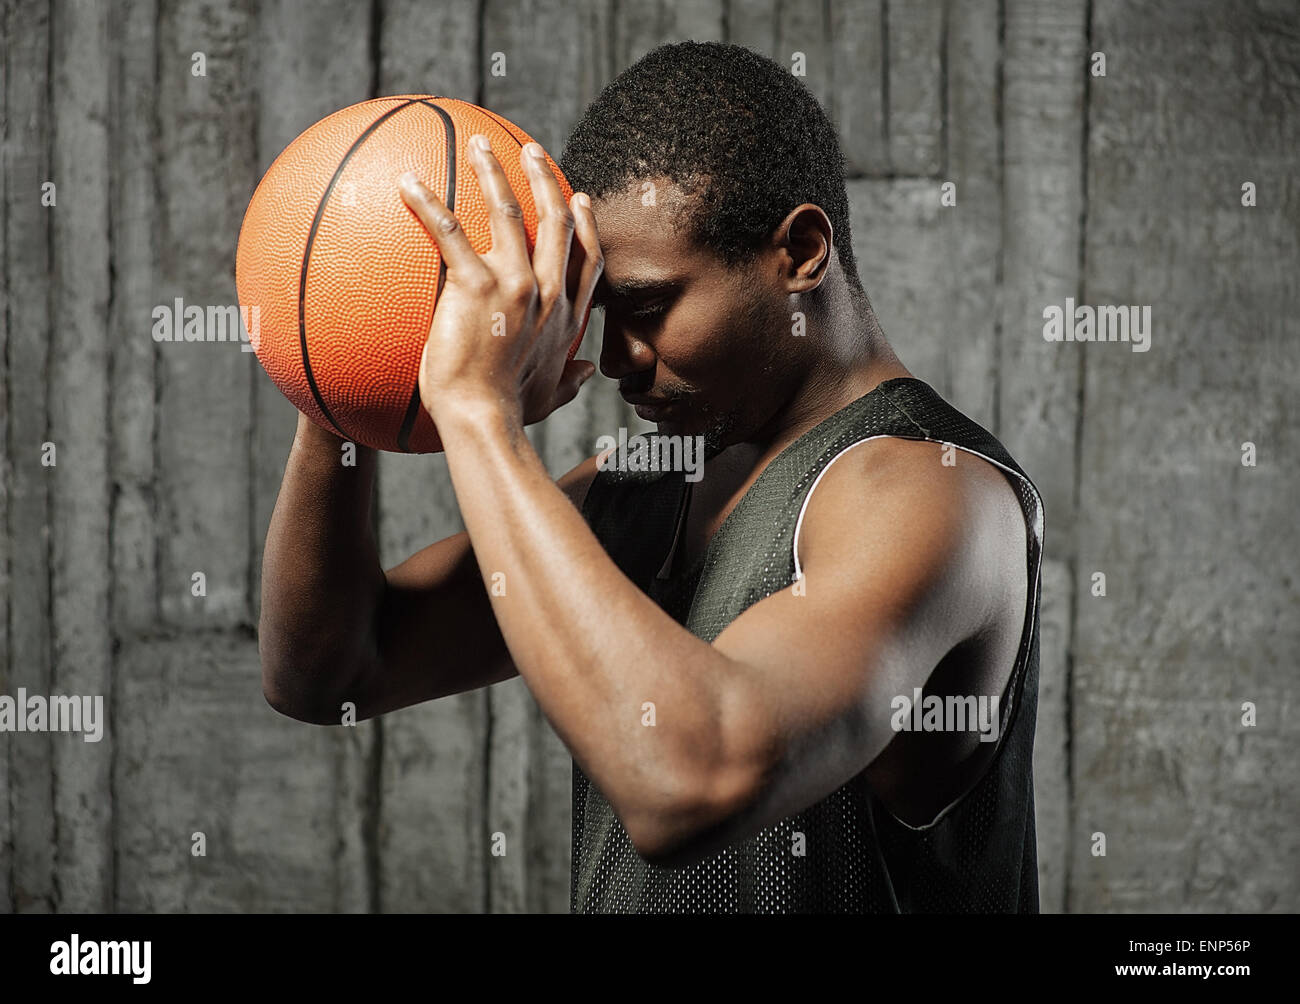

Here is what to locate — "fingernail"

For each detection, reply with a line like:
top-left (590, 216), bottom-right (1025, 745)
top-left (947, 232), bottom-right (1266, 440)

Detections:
top-left (524, 142), bottom-right (546, 160)
top-left (575, 192), bottom-right (590, 209)
top-left (471, 134), bottom-right (490, 151)
top-left (399, 171), bottom-right (418, 190)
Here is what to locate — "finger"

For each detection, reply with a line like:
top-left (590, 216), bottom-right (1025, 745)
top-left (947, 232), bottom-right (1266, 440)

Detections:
top-left (466, 133), bottom-right (531, 270)
top-left (521, 142), bottom-right (573, 306)
top-left (399, 172), bottom-right (486, 278)
top-left (567, 192), bottom-right (604, 311)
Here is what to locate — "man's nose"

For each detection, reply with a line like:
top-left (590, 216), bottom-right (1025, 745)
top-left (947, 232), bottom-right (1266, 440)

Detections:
top-left (598, 321), bottom-right (656, 381)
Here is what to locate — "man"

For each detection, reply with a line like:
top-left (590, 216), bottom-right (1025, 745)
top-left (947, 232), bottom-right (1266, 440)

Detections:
top-left (259, 41), bottom-right (1044, 913)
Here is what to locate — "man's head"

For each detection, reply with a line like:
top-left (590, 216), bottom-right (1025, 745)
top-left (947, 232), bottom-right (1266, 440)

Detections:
top-left (559, 41), bottom-right (870, 450)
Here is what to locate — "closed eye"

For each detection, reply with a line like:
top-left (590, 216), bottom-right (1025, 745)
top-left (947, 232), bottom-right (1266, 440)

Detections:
top-left (591, 279), bottom-right (681, 320)
top-left (628, 300), bottom-right (668, 319)
top-left (592, 296), bottom-right (670, 321)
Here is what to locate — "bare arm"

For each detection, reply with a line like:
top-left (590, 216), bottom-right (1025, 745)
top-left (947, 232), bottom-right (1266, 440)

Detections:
top-left (258, 409), bottom-right (598, 725)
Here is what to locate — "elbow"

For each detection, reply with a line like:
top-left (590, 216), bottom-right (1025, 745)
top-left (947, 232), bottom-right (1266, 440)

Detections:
top-left (261, 672), bottom-right (312, 723)
top-left (262, 673), bottom-right (350, 726)
top-left (628, 821), bottom-right (696, 870)
top-left (629, 700), bottom-right (774, 868)
top-left (259, 640), bottom-right (356, 726)
top-left (625, 761), bottom-right (760, 870)
top-left (627, 805), bottom-right (728, 871)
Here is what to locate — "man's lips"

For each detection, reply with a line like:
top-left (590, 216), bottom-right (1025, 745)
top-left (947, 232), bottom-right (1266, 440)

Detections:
top-left (620, 392), bottom-right (681, 420)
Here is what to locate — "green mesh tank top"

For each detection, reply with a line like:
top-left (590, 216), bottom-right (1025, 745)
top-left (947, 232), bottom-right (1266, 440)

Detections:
top-left (572, 377), bottom-right (1044, 912)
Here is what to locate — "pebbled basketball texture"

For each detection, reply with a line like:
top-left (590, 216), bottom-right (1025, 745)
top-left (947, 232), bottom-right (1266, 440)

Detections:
top-left (235, 95), bottom-right (589, 453)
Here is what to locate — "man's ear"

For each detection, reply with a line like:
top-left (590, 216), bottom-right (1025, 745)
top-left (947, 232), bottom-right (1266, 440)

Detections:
top-left (777, 203), bottom-right (834, 294)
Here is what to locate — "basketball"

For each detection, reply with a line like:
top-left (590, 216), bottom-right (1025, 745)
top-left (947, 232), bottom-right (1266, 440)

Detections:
top-left (235, 95), bottom-right (588, 453)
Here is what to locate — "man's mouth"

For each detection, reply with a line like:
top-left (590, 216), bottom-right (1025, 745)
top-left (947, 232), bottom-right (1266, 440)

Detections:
top-left (620, 392), bottom-right (682, 421)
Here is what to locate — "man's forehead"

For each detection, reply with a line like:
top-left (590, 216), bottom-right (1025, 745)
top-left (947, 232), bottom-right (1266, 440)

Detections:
top-left (590, 178), bottom-right (691, 241)
top-left (590, 178), bottom-right (699, 283)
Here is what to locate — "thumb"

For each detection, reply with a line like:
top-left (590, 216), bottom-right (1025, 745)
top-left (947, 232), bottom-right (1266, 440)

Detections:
top-left (550, 359), bottom-right (597, 410)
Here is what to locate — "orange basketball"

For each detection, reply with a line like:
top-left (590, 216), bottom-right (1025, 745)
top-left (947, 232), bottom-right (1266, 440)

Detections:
top-left (236, 95), bottom-right (588, 453)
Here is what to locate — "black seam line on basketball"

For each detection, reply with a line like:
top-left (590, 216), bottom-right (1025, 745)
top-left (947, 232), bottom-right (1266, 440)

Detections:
top-left (396, 99), bottom-right (457, 453)
top-left (299, 98), bottom-right (421, 441)
top-left (471, 102), bottom-right (528, 151)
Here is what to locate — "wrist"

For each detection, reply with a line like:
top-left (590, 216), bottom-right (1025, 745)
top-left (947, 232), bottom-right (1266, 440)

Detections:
top-left (294, 411), bottom-right (345, 450)
top-left (428, 390), bottom-right (523, 442)
top-left (292, 411), bottom-right (374, 464)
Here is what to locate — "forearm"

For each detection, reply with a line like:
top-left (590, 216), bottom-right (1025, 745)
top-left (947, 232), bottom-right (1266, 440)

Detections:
top-left (434, 401), bottom-right (746, 841)
top-left (259, 413), bottom-right (386, 714)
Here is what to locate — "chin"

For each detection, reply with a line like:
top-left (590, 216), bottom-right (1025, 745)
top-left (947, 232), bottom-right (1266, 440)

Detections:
top-left (651, 404), bottom-right (735, 454)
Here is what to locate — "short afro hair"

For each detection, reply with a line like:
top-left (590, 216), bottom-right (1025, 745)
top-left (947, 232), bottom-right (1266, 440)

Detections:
top-left (559, 40), bottom-right (864, 297)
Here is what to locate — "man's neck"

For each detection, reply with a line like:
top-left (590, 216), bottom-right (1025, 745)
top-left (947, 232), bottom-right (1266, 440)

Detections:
top-left (741, 296), bottom-right (912, 469)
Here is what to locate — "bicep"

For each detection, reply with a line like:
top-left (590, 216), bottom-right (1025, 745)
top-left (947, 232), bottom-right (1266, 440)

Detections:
top-left (706, 441), bottom-right (986, 831)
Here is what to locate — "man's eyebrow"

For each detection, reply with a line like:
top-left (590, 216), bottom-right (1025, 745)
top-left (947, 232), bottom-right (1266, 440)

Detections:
top-left (594, 277), bottom-right (682, 299)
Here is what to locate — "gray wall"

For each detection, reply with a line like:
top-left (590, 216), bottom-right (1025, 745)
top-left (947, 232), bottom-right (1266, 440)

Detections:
top-left (1, 0), bottom-right (1296, 913)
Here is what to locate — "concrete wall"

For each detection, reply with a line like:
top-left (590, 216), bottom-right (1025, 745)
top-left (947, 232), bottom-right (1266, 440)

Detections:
top-left (1, 0), bottom-right (1295, 913)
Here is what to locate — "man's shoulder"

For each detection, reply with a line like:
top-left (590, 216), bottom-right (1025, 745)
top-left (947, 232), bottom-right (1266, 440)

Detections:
top-left (796, 434), bottom-right (1029, 633)
top-left (804, 434), bottom-right (1022, 528)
